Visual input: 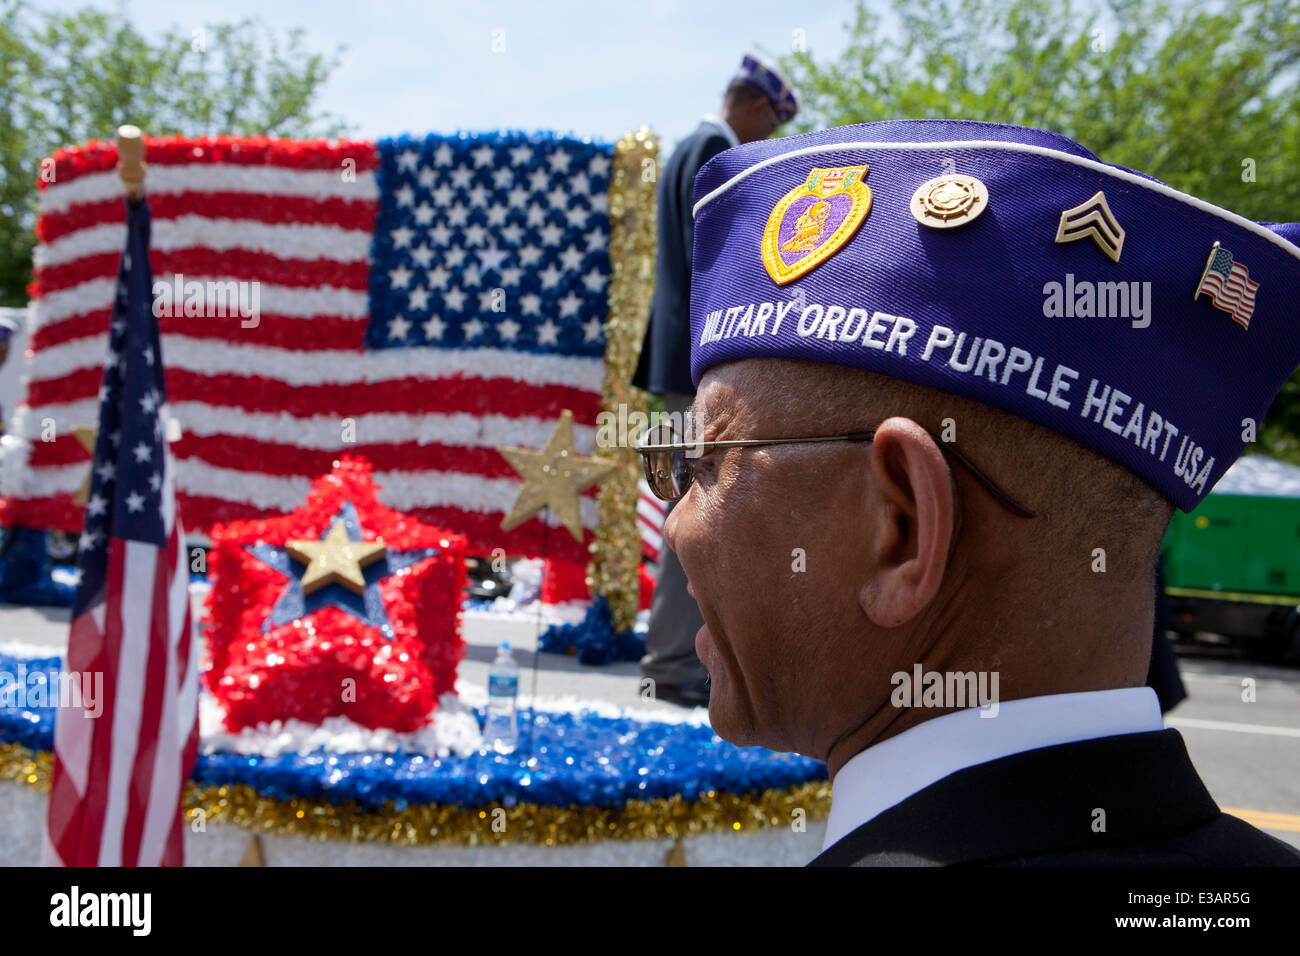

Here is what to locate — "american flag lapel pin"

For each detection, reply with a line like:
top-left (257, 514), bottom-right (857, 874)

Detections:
top-left (1194, 241), bottom-right (1259, 330)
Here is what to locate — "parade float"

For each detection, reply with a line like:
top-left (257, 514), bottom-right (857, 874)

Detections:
top-left (0, 127), bottom-right (829, 865)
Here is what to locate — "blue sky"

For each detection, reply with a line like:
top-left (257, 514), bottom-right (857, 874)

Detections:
top-left (30, 0), bottom-right (889, 152)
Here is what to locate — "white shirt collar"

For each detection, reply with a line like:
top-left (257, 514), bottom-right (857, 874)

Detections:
top-left (822, 687), bottom-right (1164, 851)
top-left (701, 113), bottom-right (739, 148)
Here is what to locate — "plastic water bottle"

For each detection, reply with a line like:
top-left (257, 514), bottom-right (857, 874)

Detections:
top-left (484, 641), bottom-right (520, 754)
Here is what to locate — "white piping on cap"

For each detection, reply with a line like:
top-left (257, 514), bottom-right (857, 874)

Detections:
top-left (692, 139), bottom-right (1300, 263)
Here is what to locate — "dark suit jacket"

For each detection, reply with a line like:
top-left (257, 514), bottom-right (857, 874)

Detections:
top-left (809, 729), bottom-right (1300, 866)
top-left (632, 121), bottom-right (734, 396)
top-left (1146, 559), bottom-right (1187, 712)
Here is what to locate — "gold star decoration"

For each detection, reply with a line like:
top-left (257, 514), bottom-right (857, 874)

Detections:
top-left (498, 409), bottom-right (618, 543)
top-left (72, 425), bottom-right (97, 506)
top-left (285, 519), bottom-right (387, 595)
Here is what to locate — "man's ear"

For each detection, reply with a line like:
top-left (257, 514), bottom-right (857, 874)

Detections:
top-left (858, 417), bottom-right (956, 629)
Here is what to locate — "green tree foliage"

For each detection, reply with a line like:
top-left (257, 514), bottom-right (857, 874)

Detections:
top-left (778, 0), bottom-right (1300, 461)
top-left (0, 1), bottom-right (348, 305)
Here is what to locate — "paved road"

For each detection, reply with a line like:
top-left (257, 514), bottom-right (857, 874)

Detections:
top-left (1164, 649), bottom-right (1300, 850)
top-left (3, 599), bottom-right (1297, 851)
top-left (0, 593), bottom-right (688, 715)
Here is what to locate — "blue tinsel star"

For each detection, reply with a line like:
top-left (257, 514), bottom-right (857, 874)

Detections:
top-left (245, 500), bottom-right (440, 641)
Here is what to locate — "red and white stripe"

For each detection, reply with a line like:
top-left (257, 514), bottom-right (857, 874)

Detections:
top-left (1202, 263), bottom-right (1258, 327)
top-left (4, 137), bottom-right (604, 565)
top-left (637, 478), bottom-right (667, 563)
top-left (45, 444), bottom-right (197, 866)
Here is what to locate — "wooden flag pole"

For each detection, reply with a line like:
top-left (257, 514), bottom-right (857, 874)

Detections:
top-left (116, 124), bottom-right (146, 205)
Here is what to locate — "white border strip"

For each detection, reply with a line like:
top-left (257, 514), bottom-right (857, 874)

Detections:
top-left (23, 334), bottom-right (605, 392)
top-left (35, 217), bottom-right (373, 270)
top-left (12, 400), bottom-right (597, 455)
top-left (453, 677), bottom-right (710, 727)
top-left (198, 690), bottom-right (487, 758)
top-left (39, 164), bottom-right (378, 215)
top-left (15, 459), bottom-right (603, 528)
top-left (693, 139), bottom-right (1300, 261)
top-left (31, 276), bottom-right (368, 329)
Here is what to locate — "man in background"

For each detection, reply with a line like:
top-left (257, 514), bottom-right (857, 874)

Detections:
top-left (632, 53), bottom-right (797, 707)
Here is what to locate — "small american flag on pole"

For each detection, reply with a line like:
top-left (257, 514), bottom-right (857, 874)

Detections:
top-left (44, 196), bottom-right (198, 867)
top-left (1195, 242), bottom-right (1259, 329)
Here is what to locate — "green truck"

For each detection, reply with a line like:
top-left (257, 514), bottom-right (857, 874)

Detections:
top-left (1161, 454), bottom-right (1300, 663)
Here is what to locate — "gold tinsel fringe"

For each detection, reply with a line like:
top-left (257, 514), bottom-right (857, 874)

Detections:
top-left (589, 127), bottom-right (659, 633)
top-left (0, 742), bottom-right (52, 788)
top-left (1, 742), bottom-right (829, 846)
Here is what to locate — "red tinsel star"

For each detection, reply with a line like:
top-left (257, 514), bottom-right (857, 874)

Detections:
top-left (203, 455), bottom-right (467, 733)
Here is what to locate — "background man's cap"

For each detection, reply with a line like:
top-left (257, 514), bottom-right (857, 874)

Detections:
top-left (687, 119), bottom-right (1300, 512)
top-left (734, 53), bottom-right (798, 124)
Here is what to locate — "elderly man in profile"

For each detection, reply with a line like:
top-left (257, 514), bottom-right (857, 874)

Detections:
top-left (637, 119), bottom-right (1300, 866)
top-left (632, 52), bottom-right (798, 708)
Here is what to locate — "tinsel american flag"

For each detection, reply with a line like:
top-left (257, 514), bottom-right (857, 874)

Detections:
top-left (6, 133), bottom-right (617, 566)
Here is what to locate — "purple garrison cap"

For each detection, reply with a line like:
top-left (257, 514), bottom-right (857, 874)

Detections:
top-left (734, 53), bottom-right (798, 124)
top-left (688, 119), bottom-right (1300, 512)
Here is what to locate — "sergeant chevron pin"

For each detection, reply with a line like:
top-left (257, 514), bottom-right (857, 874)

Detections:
top-left (1055, 190), bottom-right (1125, 262)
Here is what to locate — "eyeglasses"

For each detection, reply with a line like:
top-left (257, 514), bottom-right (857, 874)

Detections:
top-left (634, 423), bottom-right (1036, 518)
